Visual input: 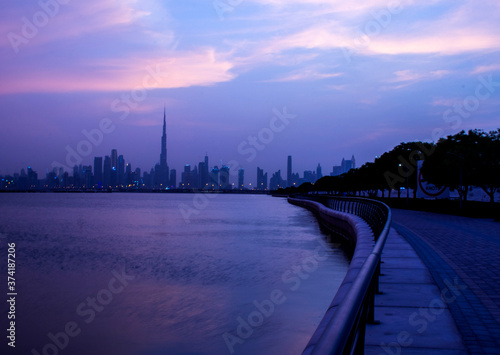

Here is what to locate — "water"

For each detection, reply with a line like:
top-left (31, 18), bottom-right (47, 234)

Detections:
top-left (0, 193), bottom-right (349, 355)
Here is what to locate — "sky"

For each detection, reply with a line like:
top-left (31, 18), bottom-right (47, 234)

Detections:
top-left (1, 0), bottom-right (500, 186)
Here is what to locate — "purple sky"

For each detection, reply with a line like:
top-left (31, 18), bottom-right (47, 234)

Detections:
top-left (1, 0), bottom-right (500, 185)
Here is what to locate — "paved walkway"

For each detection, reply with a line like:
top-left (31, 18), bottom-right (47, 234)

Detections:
top-left (365, 228), bottom-right (467, 354)
top-left (365, 209), bottom-right (500, 354)
top-left (390, 209), bottom-right (500, 354)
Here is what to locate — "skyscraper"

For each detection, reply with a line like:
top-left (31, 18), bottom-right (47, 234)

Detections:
top-left (287, 155), bottom-right (292, 187)
top-left (238, 168), bottom-right (244, 189)
top-left (330, 156), bottom-right (356, 176)
top-left (103, 155), bottom-right (111, 187)
top-left (94, 157), bottom-right (103, 188)
top-left (181, 165), bottom-right (193, 189)
top-left (159, 107), bottom-right (169, 188)
top-left (219, 165), bottom-right (230, 190)
top-left (257, 167), bottom-right (267, 190)
top-left (118, 155), bottom-right (125, 187)
top-left (316, 163), bottom-right (323, 180)
top-left (110, 149), bottom-right (118, 187)
top-left (210, 166), bottom-right (219, 189)
top-left (198, 155), bottom-right (209, 190)
top-left (169, 169), bottom-right (176, 189)
top-left (270, 170), bottom-right (285, 190)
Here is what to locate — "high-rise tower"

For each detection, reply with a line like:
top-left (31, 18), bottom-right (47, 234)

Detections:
top-left (159, 107), bottom-right (169, 188)
top-left (160, 108), bottom-right (167, 168)
top-left (287, 155), bottom-right (292, 187)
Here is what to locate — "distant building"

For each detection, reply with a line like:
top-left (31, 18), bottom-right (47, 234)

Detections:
top-left (94, 157), bottom-right (103, 188)
top-left (210, 166), bottom-right (219, 189)
top-left (198, 154), bottom-right (209, 189)
top-left (303, 170), bottom-right (317, 183)
top-left (316, 163), bottom-right (322, 180)
top-left (82, 165), bottom-right (92, 188)
top-left (270, 170), bottom-right (285, 190)
top-left (331, 155), bottom-right (356, 176)
top-left (238, 168), bottom-right (244, 189)
top-left (169, 169), bottom-right (176, 189)
top-left (27, 166), bottom-right (38, 190)
top-left (103, 156), bottom-right (111, 187)
top-left (159, 108), bottom-right (169, 188)
top-left (126, 164), bottom-right (132, 186)
top-left (342, 155), bottom-right (356, 172)
top-left (111, 149), bottom-right (118, 187)
top-left (290, 172), bottom-right (300, 187)
top-left (257, 167), bottom-right (267, 190)
top-left (118, 155), bottom-right (125, 186)
top-left (287, 156), bottom-right (292, 187)
top-left (181, 165), bottom-right (193, 189)
top-left (219, 165), bottom-right (230, 190)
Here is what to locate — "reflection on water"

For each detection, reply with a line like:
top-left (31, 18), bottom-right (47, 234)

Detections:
top-left (0, 193), bottom-right (348, 355)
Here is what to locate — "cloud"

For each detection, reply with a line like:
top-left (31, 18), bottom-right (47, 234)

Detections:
top-left (0, 49), bottom-right (235, 94)
top-left (233, 0), bottom-right (500, 67)
top-left (389, 69), bottom-right (450, 83)
top-left (471, 64), bottom-right (500, 75)
top-left (369, 32), bottom-right (500, 55)
top-left (0, 0), bottom-right (235, 94)
top-left (248, 0), bottom-right (415, 13)
top-left (380, 69), bottom-right (451, 90)
top-left (326, 84), bottom-right (347, 91)
top-left (267, 66), bottom-right (342, 82)
top-left (431, 97), bottom-right (459, 107)
top-left (0, 0), bottom-right (152, 50)
top-left (1, 0), bottom-right (499, 96)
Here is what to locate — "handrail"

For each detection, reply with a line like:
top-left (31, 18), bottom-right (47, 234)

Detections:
top-left (291, 195), bottom-right (391, 355)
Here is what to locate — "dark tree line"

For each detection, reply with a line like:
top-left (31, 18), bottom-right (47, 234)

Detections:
top-left (281, 129), bottom-right (500, 205)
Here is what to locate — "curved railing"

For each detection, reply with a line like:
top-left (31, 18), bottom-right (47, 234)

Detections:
top-left (289, 195), bottom-right (391, 355)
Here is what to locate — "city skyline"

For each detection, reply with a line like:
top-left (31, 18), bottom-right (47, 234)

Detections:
top-left (0, 104), bottom-right (361, 186)
top-left (1, 1), bottom-right (500, 181)
top-left (0, 111), bottom-right (346, 189)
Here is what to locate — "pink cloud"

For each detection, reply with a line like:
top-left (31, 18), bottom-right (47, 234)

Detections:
top-left (0, 0), bottom-right (150, 50)
top-left (0, 49), bottom-right (235, 94)
top-left (382, 69), bottom-right (451, 90)
top-left (267, 66), bottom-right (342, 82)
top-left (369, 32), bottom-right (500, 55)
top-left (471, 64), bottom-right (500, 75)
top-left (431, 97), bottom-right (459, 107)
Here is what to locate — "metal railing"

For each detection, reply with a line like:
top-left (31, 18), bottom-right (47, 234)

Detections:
top-left (294, 195), bottom-right (391, 355)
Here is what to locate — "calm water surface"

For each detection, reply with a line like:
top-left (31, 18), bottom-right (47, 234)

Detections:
top-left (0, 193), bottom-right (348, 355)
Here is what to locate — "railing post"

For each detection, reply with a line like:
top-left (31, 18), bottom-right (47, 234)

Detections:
top-left (367, 278), bottom-right (376, 325)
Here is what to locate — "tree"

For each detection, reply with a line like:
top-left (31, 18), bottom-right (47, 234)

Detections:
top-left (378, 141), bottom-right (435, 198)
top-left (421, 129), bottom-right (500, 205)
top-left (474, 129), bottom-right (500, 204)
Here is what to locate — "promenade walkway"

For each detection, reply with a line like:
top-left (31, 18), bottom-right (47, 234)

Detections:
top-left (365, 209), bottom-right (500, 355)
